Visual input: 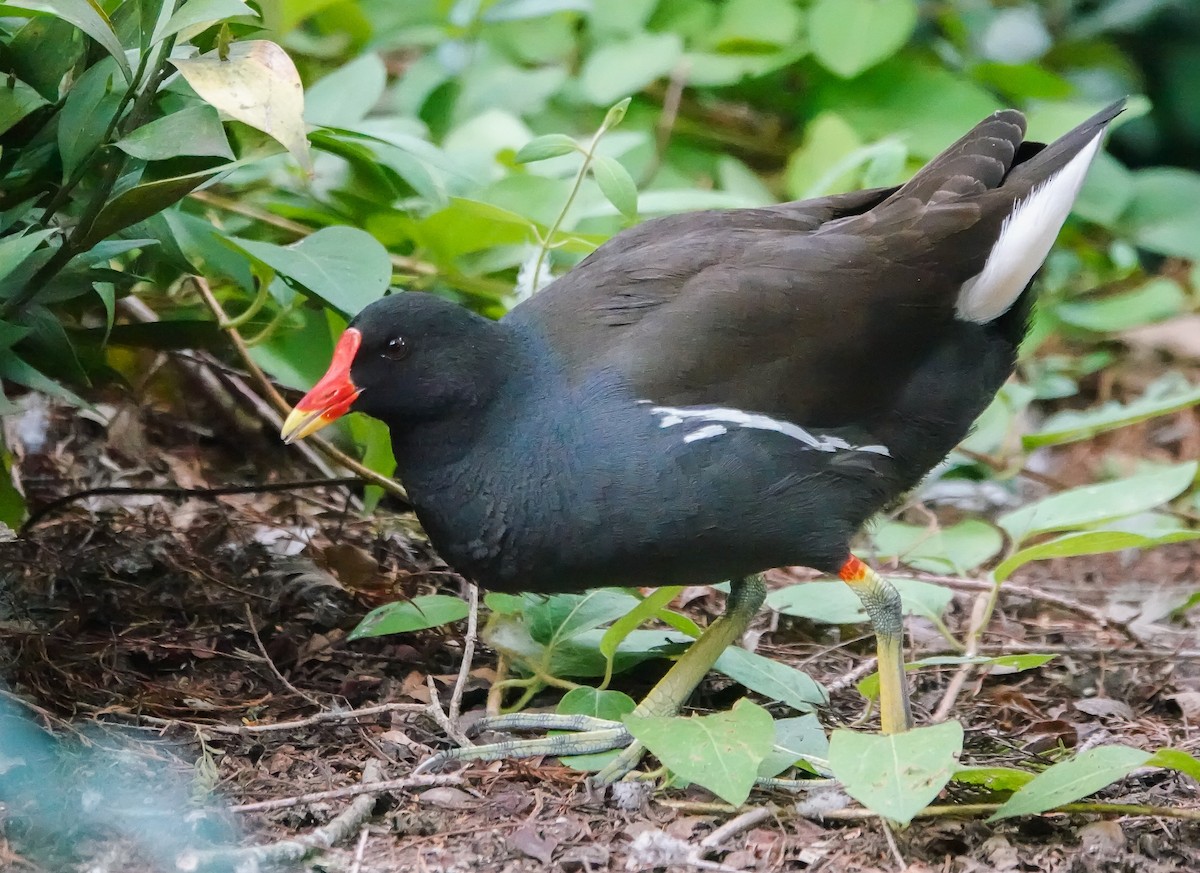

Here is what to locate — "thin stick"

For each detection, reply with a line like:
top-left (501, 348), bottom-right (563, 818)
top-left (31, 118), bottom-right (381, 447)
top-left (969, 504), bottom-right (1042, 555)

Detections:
top-left (932, 590), bottom-right (991, 723)
top-left (699, 806), bottom-right (772, 850)
top-left (425, 675), bottom-right (473, 748)
top-left (349, 825), bottom-right (370, 873)
top-left (179, 761), bottom-right (385, 870)
top-left (880, 819), bottom-right (907, 871)
top-left (230, 773), bottom-right (461, 814)
top-left (447, 583), bottom-right (480, 734)
top-left (899, 571), bottom-right (1135, 640)
top-left (193, 276), bottom-right (407, 500)
top-left (243, 604), bottom-right (321, 706)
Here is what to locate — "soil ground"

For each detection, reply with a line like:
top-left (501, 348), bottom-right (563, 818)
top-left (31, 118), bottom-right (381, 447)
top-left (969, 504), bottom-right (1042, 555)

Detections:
top-left (2, 376), bottom-right (1199, 873)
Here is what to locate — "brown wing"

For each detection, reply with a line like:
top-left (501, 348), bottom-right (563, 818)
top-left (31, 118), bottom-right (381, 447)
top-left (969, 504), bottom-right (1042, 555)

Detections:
top-left (511, 104), bottom-right (1119, 426)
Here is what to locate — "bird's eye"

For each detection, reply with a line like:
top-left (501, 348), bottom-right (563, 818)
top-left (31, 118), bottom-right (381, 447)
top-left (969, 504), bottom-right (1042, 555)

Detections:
top-left (382, 336), bottom-right (410, 361)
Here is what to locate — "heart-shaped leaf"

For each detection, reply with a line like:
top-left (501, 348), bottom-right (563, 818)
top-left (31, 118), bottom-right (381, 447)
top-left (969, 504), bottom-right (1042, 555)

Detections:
top-left (626, 698), bottom-right (775, 806)
top-left (828, 720), bottom-right (963, 824)
top-left (810, 0), bottom-right (917, 79)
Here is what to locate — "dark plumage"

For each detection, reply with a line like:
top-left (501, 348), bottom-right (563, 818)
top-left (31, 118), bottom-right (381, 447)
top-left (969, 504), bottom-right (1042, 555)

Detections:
top-left (283, 101), bottom-right (1124, 774)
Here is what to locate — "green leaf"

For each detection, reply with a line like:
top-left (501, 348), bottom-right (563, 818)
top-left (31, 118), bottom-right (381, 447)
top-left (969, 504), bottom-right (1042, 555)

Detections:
top-left (868, 518), bottom-right (1004, 575)
top-left (810, 58), bottom-right (998, 159)
top-left (1056, 278), bottom-right (1186, 333)
top-left (0, 432), bottom-right (25, 525)
top-left (0, 76), bottom-right (48, 136)
top-left (558, 686), bottom-right (636, 722)
top-left (484, 592), bottom-right (525, 615)
top-left (1120, 168), bottom-right (1200, 261)
top-left (809, 0), bottom-right (917, 79)
top-left (0, 229), bottom-right (56, 290)
top-left (599, 586), bottom-right (685, 675)
top-left (580, 32), bottom-right (683, 106)
top-left (952, 766), bottom-right (1034, 793)
top-left (990, 745), bottom-right (1151, 820)
top-left (999, 461), bottom-right (1197, 542)
top-left (304, 53), bottom-right (387, 128)
top-left (526, 589), bottom-right (641, 647)
top-left (58, 57), bottom-right (123, 181)
top-left (348, 594), bottom-right (469, 640)
top-left (713, 646), bottom-right (827, 712)
top-left (2, 0), bottom-right (130, 79)
top-left (172, 40), bottom-right (312, 173)
top-left (1025, 382), bottom-right (1200, 448)
top-left (995, 529), bottom-right (1200, 581)
top-left (83, 166), bottom-right (227, 248)
top-left (115, 104), bottom-right (234, 160)
top-left (856, 653), bottom-right (1054, 703)
top-left (591, 155), bottom-right (638, 219)
top-left (92, 282), bottom-right (115, 345)
top-left (625, 698), bottom-right (775, 806)
top-left (706, 0), bottom-right (802, 52)
top-left (757, 714), bottom-right (829, 778)
top-left (785, 112), bottom-right (863, 199)
top-left (765, 577), bottom-right (951, 624)
top-left (828, 721), bottom-right (963, 824)
top-left (156, 0), bottom-right (257, 41)
top-left (228, 227), bottom-right (392, 318)
top-left (515, 134), bottom-right (579, 163)
top-left (1148, 748), bottom-right (1200, 783)
top-left (601, 97), bottom-right (631, 131)
top-left (555, 686), bottom-right (637, 771)
top-left (0, 349), bottom-right (86, 407)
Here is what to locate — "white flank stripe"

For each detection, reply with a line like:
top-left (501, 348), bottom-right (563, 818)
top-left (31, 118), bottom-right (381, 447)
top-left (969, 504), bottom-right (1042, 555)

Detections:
top-left (956, 131), bottom-right (1104, 323)
top-left (641, 403), bottom-right (890, 455)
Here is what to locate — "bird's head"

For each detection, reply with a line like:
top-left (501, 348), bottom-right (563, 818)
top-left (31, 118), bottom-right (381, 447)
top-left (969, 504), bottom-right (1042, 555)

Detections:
top-left (280, 292), bottom-right (509, 443)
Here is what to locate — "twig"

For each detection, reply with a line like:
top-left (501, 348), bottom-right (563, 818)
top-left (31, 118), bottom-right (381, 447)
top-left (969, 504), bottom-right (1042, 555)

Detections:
top-left (178, 761), bottom-right (385, 870)
top-left (425, 675), bottom-right (473, 748)
top-left (825, 657), bottom-right (878, 695)
top-left (880, 819), bottom-right (907, 871)
top-left (932, 590), bottom-right (991, 723)
top-left (900, 571), bottom-right (1137, 640)
top-left (243, 604), bottom-right (321, 706)
top-left (699, 806), bottom-right (772, 850)
top-left (639, 60), bottom-right (690, 188)
top-left (349, 825), bottom-right (370, 873)
top-left (447, 584), bottom-right (480, 731)
top-left (193, 276), bottom-right (408, 501)
top-left (119, 294), bottom-right (344, 483)
top-left (20, 479), bottom-right (362, 534)
top-left (230, 772), bottom-right (461, 814)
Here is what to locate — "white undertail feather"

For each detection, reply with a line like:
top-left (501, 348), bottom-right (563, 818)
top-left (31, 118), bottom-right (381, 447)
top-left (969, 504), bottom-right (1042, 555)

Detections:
top-left (956, 131), bottom-right (1105, 323)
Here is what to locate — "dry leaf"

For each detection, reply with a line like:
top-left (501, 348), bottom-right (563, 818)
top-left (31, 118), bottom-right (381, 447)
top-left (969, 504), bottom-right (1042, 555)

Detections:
top-left (172, 40), bottom-right (312, 172)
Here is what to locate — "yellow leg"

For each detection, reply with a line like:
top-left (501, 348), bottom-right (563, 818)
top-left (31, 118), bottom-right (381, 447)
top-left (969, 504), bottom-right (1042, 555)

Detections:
top-left (839, 555), bottom-right (914, 733)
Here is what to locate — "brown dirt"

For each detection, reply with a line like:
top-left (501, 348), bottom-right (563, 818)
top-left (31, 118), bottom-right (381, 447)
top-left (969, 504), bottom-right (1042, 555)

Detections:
top-left (2, 385), bottom-right (1199, 873)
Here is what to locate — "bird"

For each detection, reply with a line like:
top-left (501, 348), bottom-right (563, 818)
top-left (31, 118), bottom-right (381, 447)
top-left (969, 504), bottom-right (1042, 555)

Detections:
top-left (281, 100), bottom-right (1124, 782)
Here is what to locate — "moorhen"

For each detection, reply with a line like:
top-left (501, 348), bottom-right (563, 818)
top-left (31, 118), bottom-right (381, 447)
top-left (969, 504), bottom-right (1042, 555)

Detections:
top-left (282, 100), bottom-right (1123, 781)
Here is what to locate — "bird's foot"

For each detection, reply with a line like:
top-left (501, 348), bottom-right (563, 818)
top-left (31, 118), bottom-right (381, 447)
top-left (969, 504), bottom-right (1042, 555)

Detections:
top-left (412, 712), bottom-right (651, 784)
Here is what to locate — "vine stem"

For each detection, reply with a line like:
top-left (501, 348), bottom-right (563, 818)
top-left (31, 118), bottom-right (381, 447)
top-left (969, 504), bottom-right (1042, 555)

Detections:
top-left (528, 99), bottom-right (630, 294)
